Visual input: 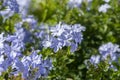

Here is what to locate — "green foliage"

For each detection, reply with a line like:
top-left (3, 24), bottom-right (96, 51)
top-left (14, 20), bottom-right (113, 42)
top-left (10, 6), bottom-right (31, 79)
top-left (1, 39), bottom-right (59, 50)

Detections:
top-left (0, 13), bottom-right (21, 33)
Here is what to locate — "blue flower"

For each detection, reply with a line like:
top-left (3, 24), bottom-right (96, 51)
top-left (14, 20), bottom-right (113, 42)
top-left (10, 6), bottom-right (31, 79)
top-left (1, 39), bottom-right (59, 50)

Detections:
top-left (59, 32), bottom-right (72, 46)
top-left (90, 55), bottom-right (100, 65)
top-left (71, 24), bottom-right (85, 32)
top-left (42, 35), bottom-right (52, 48)
top-left (72, 32), bottom-right (83, 44)
top-left (50, 38), bottom-right (63, 52)
top-left (20, 50), bottom-right (52, 79)
top-left (50, 22), bottom-right (65, 37)
top-left (30, 50), bottom-right (42, 68)
top-left (3, 0), bottom-right (19, 13)
top-left (42, 58), bottom-right (52, 70)
top-left (15, 27), bottom-right (32, 43)
top-left (11, 58), bottom-right (25, 76)
top-left (99, 42), bottom-right (120, 60)
top-left (0, 9), bottom-right (15, 21)
top-left (70, 42), bottom-right (78, 52)
top-left (38, 65), bottom-right (47, 76)
top-left (0, 56), bottom-right (13, 74)
top-left (5, 35), bottom-right (25, 59)
top-left (98, 4), bottom-right (111, 13)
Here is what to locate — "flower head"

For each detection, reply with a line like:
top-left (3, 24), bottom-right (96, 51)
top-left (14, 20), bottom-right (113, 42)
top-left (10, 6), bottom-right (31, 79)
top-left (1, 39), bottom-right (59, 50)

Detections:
top-left (98, 4), bottom-right (111, 13)
top-left (3, 0), bottom-right (19, 13)
top-left (99, 42), bottom-right (120, 60)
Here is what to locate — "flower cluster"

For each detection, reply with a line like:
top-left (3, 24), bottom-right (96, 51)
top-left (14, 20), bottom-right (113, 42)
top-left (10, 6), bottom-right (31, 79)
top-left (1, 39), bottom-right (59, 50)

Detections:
top-left (0, 0), bottom-right (19, 21)
top-left (13, 14), bottom-right (85, 53)
top-left (40, 22), bottom-right (85, 52)
top-left (11, 50), bottom-right (52, 80)
top-left (0, 0), bottom-right (31, 21)
top-left (14, 15), bottom-right (38, 43)
top-left (89, 42), bottom-right (120, 70)
top-left (3, 0), bottom-right (19, 13)
top-left (89, 55), bottom-right (100, 65)
top-left (0, 33), bottom-right (52, 80)
top-left (99, 42), bottom-right (120, 61)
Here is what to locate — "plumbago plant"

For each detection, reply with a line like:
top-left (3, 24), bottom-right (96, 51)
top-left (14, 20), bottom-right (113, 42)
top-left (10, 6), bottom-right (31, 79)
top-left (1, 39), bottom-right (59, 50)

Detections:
top-left (0, 0), bottom-right (120, 80)
top-left (0, 0), bottom-right (85, 80)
